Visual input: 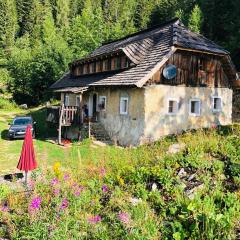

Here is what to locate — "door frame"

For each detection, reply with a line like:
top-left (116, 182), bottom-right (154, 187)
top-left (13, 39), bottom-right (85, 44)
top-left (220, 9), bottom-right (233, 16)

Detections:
top-left (88, 92), bottom-right (98, 117)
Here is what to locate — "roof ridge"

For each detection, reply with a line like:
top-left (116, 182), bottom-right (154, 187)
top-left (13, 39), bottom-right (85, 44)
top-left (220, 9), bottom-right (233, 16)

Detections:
top-left (101, 18), bottom-right (180, 46)
top-left (174, 24), bottom-right (228, 53)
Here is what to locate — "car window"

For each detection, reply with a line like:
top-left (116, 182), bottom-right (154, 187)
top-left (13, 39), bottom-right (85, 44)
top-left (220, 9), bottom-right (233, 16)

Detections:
top-left (13, 118), bottom-right (32, 125)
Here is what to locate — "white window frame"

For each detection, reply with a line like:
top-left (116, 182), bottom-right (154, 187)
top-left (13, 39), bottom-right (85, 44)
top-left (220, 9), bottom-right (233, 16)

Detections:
top-left (211, 96), bottom-right (222, 112)
top-left (120, 97), bottom-right (129, 115)
top-left (99, 96), bottom-right (107, 111)
top-left (64, 95), bottom-right (69, 106)
top-left (167, 98), bottom-right (179, 115)
top-left (189, 98), bottom-right (201, 116)
top-left (76, 96), bottom-right (80, 107)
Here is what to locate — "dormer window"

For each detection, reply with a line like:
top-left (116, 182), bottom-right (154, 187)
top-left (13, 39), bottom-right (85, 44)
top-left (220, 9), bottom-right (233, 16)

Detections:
top-left (107, 58), bottom-right (111, 70)
top-left (115, 57), bottom-right (121, 70)
top-left (80, 65), bottom-right (84, 75)
top-left (122, 56), bottom-right (130, 68)
top-left (86, 64), bottom-right (90, 74)
top-left (92, 62), bottom-right (96, 73)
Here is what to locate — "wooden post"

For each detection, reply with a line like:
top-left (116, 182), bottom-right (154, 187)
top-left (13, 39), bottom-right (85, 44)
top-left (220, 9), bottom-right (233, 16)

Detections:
top-left (88, 119), bottom-right (91, 138)
top-left (58, 104), bottom-right (64, 145)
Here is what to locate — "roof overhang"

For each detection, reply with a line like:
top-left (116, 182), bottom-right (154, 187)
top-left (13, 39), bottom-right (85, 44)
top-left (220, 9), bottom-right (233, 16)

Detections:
top-left (53, 87), bottom-right (89, 94)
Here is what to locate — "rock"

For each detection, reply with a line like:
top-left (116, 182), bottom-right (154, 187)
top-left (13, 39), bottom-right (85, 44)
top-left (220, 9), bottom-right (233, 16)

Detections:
top-left (188, 173), bottom-right (196, 181)
top-left (93, 140), bottom-right (107, 147)
top-left (151, 183), bottom-right (157, 191)
top-left (185, 184), bottom-right (204, 199)
top-left (90, 144), bottom-right (98, 148)
top-left (178, 168), bottom-right (187, 178)
top-left (129, 197), bottom-right (142, 206)
top-left (168, 143), bottom-right (185, 154)
top-left (19, 104), bottom-right (28, 109)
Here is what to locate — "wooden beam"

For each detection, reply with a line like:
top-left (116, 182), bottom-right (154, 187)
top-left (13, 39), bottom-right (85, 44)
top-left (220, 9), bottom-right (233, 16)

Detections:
top-left (58, 104), bottom-right (64, 145)
top-left (175, 47), bottom-right (226, 57)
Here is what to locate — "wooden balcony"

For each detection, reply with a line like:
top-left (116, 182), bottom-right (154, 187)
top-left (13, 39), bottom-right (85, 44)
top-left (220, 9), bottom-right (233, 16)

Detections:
top-left (61, 106), bottom-right (81, 126)
top-left (46, 105), bottom-right (82, 126)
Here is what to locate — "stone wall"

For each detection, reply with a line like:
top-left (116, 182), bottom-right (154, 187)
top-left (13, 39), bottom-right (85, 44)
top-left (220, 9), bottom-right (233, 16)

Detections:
top-left (143, 85), bottom-right (232, 143)
top-left (82, 88), bottom-right (145, 146)
top-left (60, 85), bottom-right (233, 146)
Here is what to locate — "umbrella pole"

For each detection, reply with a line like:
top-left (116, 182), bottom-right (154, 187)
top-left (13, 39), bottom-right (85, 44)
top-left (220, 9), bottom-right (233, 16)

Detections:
top-left (25, 171), bottom-right (28, 185)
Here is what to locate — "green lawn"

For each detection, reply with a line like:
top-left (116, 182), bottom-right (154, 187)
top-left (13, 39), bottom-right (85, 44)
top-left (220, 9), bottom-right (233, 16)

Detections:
top-left (0, 108), bottom-right (103, 175)
top-left (0, 107), bottom-right (133, 175)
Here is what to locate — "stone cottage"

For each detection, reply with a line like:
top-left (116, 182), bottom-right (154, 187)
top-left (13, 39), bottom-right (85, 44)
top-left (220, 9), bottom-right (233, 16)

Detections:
top-left (49, 18), bottom-right (239, 146)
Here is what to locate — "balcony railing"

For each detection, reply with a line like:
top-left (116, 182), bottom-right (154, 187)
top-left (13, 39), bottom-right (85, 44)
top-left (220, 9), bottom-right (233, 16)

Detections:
top-left (46, 105), bottom-right (81, 126)
top-left (61, 106), bottom-right (81, 126)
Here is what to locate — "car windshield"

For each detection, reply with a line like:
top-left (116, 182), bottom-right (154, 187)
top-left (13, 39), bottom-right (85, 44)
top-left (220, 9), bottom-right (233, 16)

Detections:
top-left (13, 118), bottom-right (32, 125)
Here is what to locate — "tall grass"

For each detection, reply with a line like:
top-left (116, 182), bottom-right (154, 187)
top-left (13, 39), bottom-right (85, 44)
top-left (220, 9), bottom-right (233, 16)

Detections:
top-left (0, 98), bottom-right (18, 110)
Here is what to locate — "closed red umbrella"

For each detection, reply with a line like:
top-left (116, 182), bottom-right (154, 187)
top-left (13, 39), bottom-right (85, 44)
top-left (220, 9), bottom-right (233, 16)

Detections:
top-left (17, 124), bottom-right (37, 184)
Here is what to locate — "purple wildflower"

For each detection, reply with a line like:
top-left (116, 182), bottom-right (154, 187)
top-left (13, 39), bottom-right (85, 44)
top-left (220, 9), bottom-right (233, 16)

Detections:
top-left (118, 212), bottom-right (130, 224)
top-left (53, 188), bottom-right (60, 196)
top-left (72, 182), bottom-right (78, 188)
top-left (30, 196), bottom-right (42, 210)
top-left (60, 198), bottom-right (69, 210)
top-left (87, 215), bottom-right (101, 224)
top-left (78, 186), bottom-right (85, 191)
top-left (63, 173), bottom-right (70, 181)
top-left (101, 185), bottom-right (108, 193)
top-left (1, 205), bottom-right (8, 212)
top-left (74, 190), bottom-right (80, 197)
top-left (51, 178), bottom-right (59, 186)
top-left (100, 168), bottom-right (106, 176)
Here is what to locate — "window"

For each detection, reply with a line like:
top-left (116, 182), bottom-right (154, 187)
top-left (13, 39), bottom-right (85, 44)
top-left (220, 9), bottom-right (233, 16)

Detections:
top-left (64, 95), bottom-right (69, 106)
top-left (115, 57), bottom-right (121, 70)
top-left (212, 96), bottom-right (222, 112)
top-left (92, 62), bottom-right (96, 73)
top-left (80, 65), bottom-right (84, 75)
top-left (189, 99), bottom-right (201, 116)
top-left (86, 64), bottom-right (90, 74)
top-left (76, 96), bottom-right (80, 107)
top-left (107, 58), bottom-right (111, 70)
top-left (99, 96), bottom-right (106, 111)
top-left (120, 97), bottom-right (128, 115)
top-left (167, 99), bottom-right (179, 115)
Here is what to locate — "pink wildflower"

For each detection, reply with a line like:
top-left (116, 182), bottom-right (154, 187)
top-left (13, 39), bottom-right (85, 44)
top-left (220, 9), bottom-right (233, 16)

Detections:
top-left (88, 215), bottom-right (101, 224)
top-left (51, 178), bottom-right (59, 186)
top-left (72, 182), bottom-right (78, 188)
top-left (1, 205), bottom-right (8, 212)
top-left (53, 188), bottom-right (60, 196)
top-left (74, 190), bottom-right (80, 197)
top-left (100, 168), bottom-right (106, 176)
top-left (101, 185), bottom-right (108, 193)
top-left (30, 196), bottom-right (42, 210)
top-left (60, 198), bottom-right (69, 210)
top-left (63, 173), bottom-right (70, 181)
top-left (118, 212), bottom-right (130, 224)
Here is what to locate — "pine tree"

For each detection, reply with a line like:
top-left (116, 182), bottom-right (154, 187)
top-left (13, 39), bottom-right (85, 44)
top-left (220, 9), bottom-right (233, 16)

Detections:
top-left (0, 0), bottom-right (18, 51)
top-left (134, 0), bottom-right (156, 29)
top-left (69, 0), bottom-right (106, 58)
top-left (188, 4), bottom-right (203, 33)
top-left (56, 0), bottom-right (70, 30)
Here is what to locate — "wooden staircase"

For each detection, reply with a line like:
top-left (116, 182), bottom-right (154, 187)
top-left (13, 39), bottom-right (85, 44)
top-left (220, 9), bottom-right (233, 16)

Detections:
top-left (81, 122), bottom-right (113, 145)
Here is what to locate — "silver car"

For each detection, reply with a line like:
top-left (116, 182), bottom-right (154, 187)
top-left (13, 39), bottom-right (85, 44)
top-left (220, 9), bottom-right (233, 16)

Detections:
top-left (8, 116), bottom-right (36, 140)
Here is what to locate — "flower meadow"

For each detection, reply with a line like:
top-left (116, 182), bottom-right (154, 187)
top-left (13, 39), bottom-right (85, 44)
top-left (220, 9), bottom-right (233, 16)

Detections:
top-left (0, 125), bottom-right (240, 239)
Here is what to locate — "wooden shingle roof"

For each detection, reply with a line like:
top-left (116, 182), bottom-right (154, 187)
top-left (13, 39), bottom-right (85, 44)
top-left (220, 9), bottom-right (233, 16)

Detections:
top-left (50, 18), bottom-right (237, 91)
